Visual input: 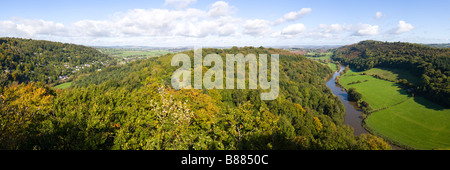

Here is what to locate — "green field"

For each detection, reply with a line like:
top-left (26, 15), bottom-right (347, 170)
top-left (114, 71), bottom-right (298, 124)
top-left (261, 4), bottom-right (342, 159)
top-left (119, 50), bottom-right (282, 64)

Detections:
top-left (54, 82), bottom-right (72, 89)
top-left (363, 67), bottom-right (419, 85)
top-left (107, 50), bottom-right (171, 58)
top-left (340, 67), bottom-right (450, 149)
top-left (305, 52), bottom-right (333, 61)
top-left (96, 48), bottom-right (172, 63)
top-left (340, 69), bottom-right (409, 110)
top-left (366, 97), bottom-right (450, 149)
top-left (304, 52), bottom-right (337, 71)
top-left (328, 62), bottom-right (338, 72)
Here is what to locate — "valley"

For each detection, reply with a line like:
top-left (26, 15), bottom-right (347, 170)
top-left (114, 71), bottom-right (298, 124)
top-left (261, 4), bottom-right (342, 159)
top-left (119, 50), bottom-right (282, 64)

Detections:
top-left (1, 38), bottom-right (448, 150)
top-left (2, 1), bottom-right (449, 168)
top-left (332, 41), bottom-right (450, 149)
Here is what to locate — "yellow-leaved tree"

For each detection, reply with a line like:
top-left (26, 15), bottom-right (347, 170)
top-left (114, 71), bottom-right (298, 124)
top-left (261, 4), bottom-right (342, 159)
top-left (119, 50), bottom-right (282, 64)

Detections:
top-left (0, 82), bottom-right (54, 149)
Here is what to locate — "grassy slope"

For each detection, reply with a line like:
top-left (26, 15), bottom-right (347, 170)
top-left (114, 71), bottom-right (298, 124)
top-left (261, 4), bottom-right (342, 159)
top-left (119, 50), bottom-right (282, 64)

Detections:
top-left (363, 68), bottom-right (419, 85)
top-left (54, 82), bottom-right (73, 89)
top-left (340, 68), bottom-right (450, 149)
top-left (340, 69), bottom-right (409, 110)
top-left (328, 63), bottom-right (338, 72)
top-left (304, 52), bottom-right (337, 71)
top-left (366, 97), bottom-right (450, 149)
top-left (112, 50), bottom-right (171, 58)
top-left (102, 50), bottom-right (171, 58)
top-left (305, 52), bottom-right (333, 60)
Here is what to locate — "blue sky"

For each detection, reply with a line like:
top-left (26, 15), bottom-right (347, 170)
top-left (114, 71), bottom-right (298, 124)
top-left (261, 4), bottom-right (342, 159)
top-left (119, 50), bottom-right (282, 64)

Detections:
top-left (0, 0), bottom-right (449, 47)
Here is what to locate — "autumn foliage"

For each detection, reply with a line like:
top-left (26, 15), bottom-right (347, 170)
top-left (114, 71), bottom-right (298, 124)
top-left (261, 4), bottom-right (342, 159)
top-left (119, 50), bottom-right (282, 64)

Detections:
top-left (0, 47), bottom-right (391, 150)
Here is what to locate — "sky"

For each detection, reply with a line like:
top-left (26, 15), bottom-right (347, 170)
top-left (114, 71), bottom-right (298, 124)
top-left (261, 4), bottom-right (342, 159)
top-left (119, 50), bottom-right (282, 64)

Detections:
top-left (0, 0), bottom-right (449, 47)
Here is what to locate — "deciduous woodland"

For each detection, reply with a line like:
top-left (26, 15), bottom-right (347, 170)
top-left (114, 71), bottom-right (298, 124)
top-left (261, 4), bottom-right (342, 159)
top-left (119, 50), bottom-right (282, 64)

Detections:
top-left (0, 38), bottom-right (390, 150)
top-left (0, 38), bottom-right (117, 86)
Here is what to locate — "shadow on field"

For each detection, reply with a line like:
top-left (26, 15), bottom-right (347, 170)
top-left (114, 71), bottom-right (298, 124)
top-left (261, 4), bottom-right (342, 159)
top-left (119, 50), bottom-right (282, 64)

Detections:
top-left (396, 87), bottom-right (410, 96)
top-left (392, 84), bottom-right (446, 111)
top-left (413, 97), bottom-right (445, 111)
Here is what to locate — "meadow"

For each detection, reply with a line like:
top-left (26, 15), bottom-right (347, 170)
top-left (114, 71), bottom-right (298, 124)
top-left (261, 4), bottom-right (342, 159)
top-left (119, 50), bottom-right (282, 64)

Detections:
top-left (303, 52), bottom-right (337, 71)
top-left (327, 62), bottom-right (338, 72)
top-left (54, 82), bottom-right (72, 89)
top-left (340, 67), bottom-right (450, 149)
top-left (365, 97), bottom-right (450, 149)
top-left (107, 50), bottom-right (171, 58)
top-left (305, 52), bottom-right (333, 61)
top-left (363, 67), bottom-right (419, 85)
top-left (96, 48), bottom-right (173, 63)
top-left (340, 69), bottom-right (409, 110)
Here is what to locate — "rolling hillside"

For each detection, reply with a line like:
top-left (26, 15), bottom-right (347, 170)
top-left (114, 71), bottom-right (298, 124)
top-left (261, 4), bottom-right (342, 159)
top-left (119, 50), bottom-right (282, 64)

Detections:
top-left (0, 42), bottom-right (390, 150)
top-left (0, 37), bottom-right (117, 87)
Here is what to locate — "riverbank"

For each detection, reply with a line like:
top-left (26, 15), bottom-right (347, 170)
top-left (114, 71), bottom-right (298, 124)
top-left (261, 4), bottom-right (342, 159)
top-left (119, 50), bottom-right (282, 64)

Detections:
top-left (326, 65), bottom-right (368, 136)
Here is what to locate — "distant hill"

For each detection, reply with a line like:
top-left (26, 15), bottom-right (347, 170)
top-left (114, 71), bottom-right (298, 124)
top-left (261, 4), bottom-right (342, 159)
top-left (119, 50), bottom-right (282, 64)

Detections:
top-left (332, 40), bottom-right (450, 107)
top-left (423, 43), bottom-right (450, 48)
top-left (0, 37), bottom-right (117, 86)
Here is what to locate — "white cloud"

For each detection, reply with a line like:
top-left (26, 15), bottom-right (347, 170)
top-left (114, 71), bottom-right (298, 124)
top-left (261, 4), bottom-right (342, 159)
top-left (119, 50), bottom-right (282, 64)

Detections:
top-left (306, 31), bottom-right (334, 38)
top-left (281, 23), bottom-right (306, 35)
top-left (276, 8), bottom-right (311, 24)
top-left (72, 20), bottom-right (112, 37)
top-left (73, 8), bottom-right (213, 37)
top-left (0, 20), bottom-right (17, 33)
top-left (218, 23), bottom-right (237, 36)
top-left (395, 20), bottom-right (414, 34)
top-left (243, 19), bottom-right (273, 36)
top-left (111, 8), bottom-right (198, 36)
top-left (375, 12), bottom-right (383, 19)
top-left (6, 18), bottom-right (67, 36)
top-left (1, 2), bottom-right (419, 46)
top-left (174, 20), bottom-right (218, 37)
top-left (172, 14), bottom-right (241, 37)
top-left (107, 7), bottom-right (240, 38)
top-left (216, 17), bottom-right (241, 36)
top-left (354, 24), bottom-right (379, 36)
top-left (0, 4), bottom-right (241, 39)
top-left (319, 24), bottom-right (346, 33)
top-left (208, 1), bottom-right (234, 17)
top-left (164, 0), bottom-right (197, 9)
top-left (305, 24), bottom-right (350, 39)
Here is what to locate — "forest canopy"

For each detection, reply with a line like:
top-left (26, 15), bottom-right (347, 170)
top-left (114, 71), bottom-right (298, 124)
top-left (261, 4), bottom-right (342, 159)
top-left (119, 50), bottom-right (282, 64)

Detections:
top-left (0, 39), bottom-right (390, 150)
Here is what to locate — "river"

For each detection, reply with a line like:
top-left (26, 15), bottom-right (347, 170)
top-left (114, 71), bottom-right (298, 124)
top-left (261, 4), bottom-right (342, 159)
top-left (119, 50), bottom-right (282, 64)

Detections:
top-left (326, 65), bottom-right (369, 136)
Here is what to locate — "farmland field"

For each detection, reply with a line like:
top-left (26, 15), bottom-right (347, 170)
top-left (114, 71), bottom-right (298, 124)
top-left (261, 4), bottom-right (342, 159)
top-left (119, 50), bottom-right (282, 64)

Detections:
top-left (54, 82), bottom-right (72, 89)
top-left (363, 67), bottom-right (420, 85)
top-left (365, 97), bottom-right (450, 149)
top-left (340, 68), bottom-right (409, 110)
top-left (328, 62), bottom-right (338, 72)
top-left (96, 48), bottom-right (173, 63)
top-left (106, 50), bottom-right (171, 58)
top-left (305, 52), bottom-right (333, 61)
top-left (302, 51), bottom-right (337, 71)
top-left (340, 67), bottom-right (450, 149)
